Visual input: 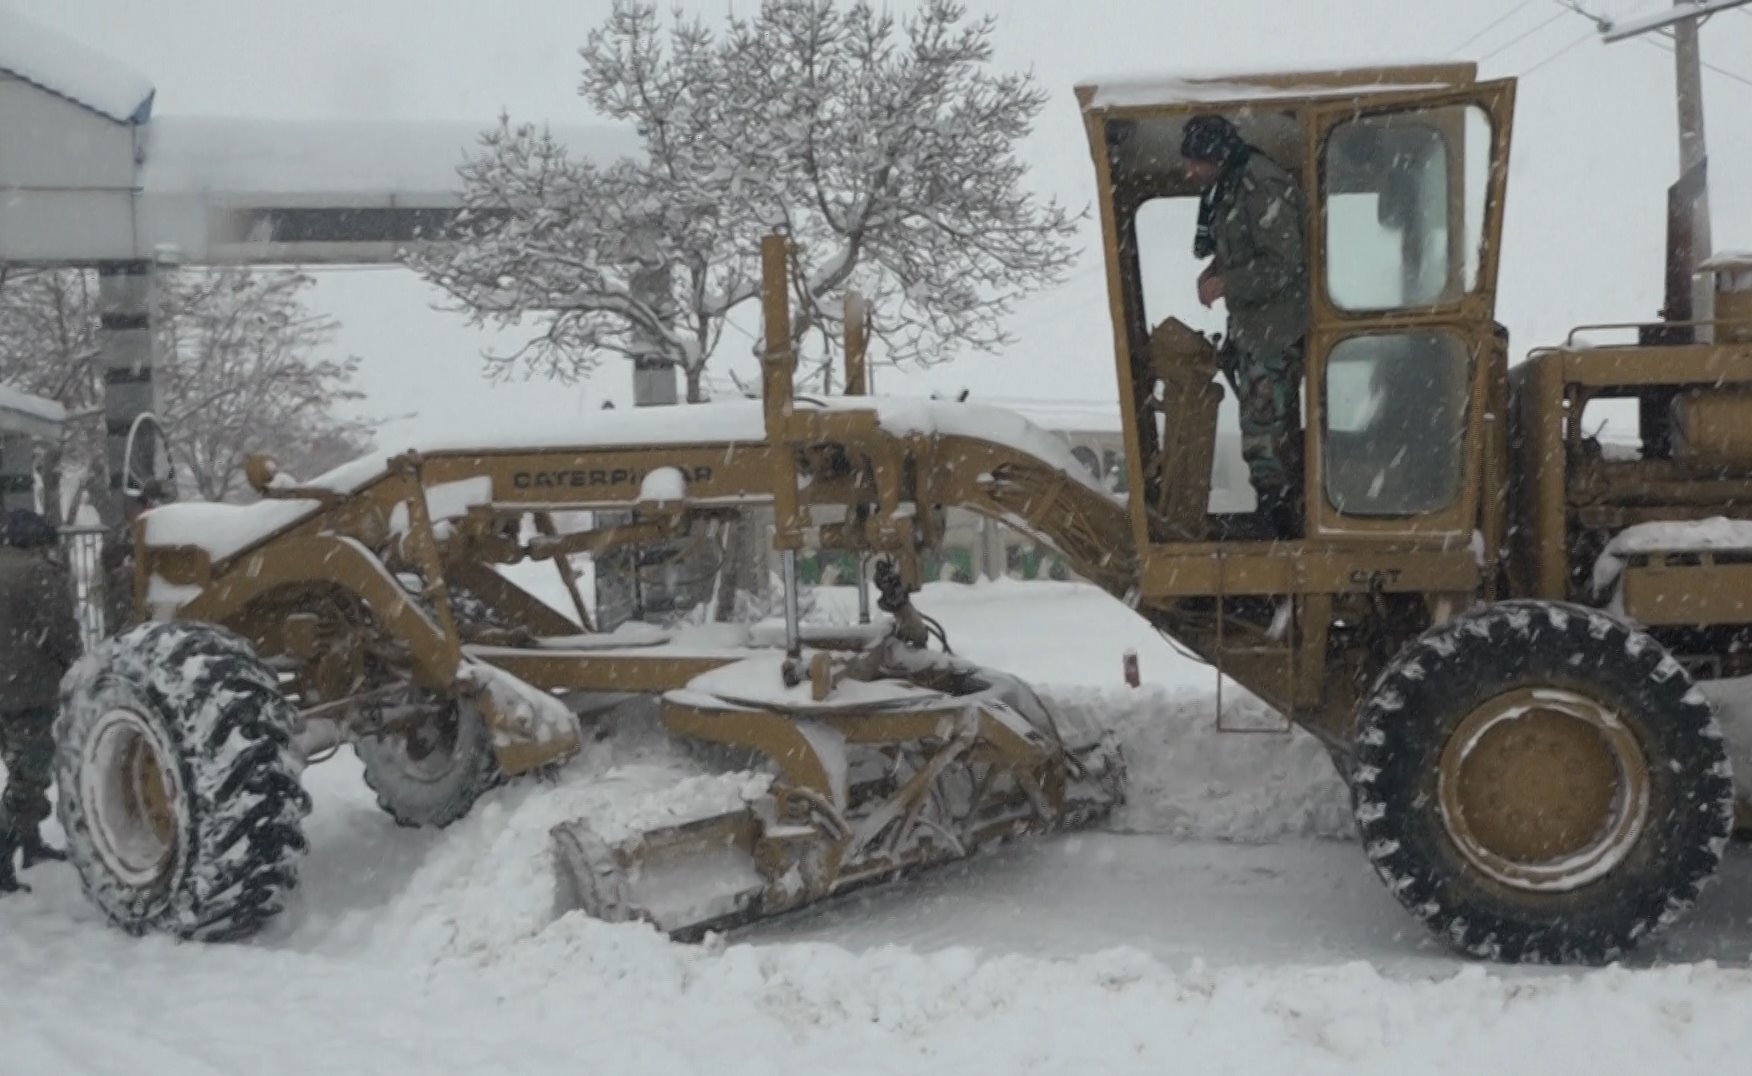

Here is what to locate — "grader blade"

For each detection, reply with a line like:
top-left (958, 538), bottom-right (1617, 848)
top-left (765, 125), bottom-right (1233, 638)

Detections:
top-left (549, 638), bottom-right (1126, 939)
top-left (553, 808), bottom-right (772, 938)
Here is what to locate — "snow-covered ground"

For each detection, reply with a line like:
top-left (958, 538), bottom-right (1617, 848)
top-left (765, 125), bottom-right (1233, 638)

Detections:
top-left (7, 580), bottom-right (1752, 1073)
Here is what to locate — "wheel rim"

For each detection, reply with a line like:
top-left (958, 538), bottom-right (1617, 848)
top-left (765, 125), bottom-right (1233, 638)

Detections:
top-left (1437, 687), bottom-right (1650, 893)
top-left (79, 709), bottom-right (182, 889)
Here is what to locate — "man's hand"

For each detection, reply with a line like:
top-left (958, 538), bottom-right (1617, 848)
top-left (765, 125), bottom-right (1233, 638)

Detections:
top-left (1198, 272), bottom-right (1226, 308)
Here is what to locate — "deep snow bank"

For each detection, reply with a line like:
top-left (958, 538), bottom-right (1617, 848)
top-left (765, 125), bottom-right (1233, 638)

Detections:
top-left (9, 581), bottom-right (1752, 1073)
top-left (1047, 683), bottom-right (1354, 840)
top-left (837, 578), bottom-right (1355, 839)
top-left (278, 573), bottom-right (1352, 965)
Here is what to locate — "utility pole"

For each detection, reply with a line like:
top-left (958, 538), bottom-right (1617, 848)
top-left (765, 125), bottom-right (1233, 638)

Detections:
top-left (1600, 0), bottom-right (1751, 331)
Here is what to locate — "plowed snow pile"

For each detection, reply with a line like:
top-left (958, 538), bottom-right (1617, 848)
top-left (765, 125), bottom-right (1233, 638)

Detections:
top-left (6, 580), bottom-right (1752, 1073)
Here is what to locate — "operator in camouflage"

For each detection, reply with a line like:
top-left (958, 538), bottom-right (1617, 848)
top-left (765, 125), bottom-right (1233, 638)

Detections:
top-left (0, 509), bottom-right (80, 893)
top-left (1180, 113), bottom-right (1311, 537)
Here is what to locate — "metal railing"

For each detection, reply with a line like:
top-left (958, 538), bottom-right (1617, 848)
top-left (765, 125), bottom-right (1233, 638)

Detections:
top-left (59, 525), bottom-right (111, 653)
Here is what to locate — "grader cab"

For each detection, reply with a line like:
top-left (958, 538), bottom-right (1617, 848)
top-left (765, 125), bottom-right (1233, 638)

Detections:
top-left (1081, 62), bottom-right (1748, 962)
top-left (52, 61), bottom-right (1752, 965)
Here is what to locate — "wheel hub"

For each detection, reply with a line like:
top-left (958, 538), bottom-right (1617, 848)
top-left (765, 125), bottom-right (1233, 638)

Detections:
top-left (1438, 688), bottom-right (1649, 892)
top-left (79, 710), bottom-right (181, 889)
top-left (388, 699), bottom-right (463, 782)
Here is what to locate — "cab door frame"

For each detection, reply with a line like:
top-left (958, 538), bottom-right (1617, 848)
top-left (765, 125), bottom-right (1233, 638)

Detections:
top-left (1300, 79), bottom-right (1517, 544)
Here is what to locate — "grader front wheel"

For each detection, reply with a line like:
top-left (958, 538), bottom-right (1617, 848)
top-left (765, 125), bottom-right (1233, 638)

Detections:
top-left (356, 695), bottom-right (503, 829)
top-left (1353, 600), bottom-right (1734, 964)
top-left (55, 622), bottom-right (311, 942)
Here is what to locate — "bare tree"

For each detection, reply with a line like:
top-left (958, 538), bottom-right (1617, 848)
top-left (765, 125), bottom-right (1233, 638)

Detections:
top-left (0, 267), bottom-right (108, 524)
top-left (0, 266), bottom-right (374, 515)
top-left (153, 268), bottom-right (374, 502)
top-left (410, 0), bottom-right (1081, 402)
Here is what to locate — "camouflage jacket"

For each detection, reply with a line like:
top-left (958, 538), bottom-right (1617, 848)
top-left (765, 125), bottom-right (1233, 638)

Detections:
top-left (0, 546), bottom-right (81, 712)
top-left (1209, 151), bottom-right (1311, 356)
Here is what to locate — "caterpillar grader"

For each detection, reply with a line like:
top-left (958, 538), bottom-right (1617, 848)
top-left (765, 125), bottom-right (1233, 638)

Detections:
top-left (54, 60), bottom-right (1752, 965)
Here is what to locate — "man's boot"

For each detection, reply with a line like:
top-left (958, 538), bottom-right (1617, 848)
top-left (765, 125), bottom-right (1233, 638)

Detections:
top-left (1255, 486), bottom-right (1300, 541)
top-left (19, 832), bottom-right (66, 868)
top-left (0, 832), bottom-right (26, 895)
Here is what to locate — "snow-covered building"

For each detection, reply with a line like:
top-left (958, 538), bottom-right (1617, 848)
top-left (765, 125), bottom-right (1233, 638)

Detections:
top-left (0, 9), bottom-right (641, 267)
top-left (0, 7), bottom-right (640, 521)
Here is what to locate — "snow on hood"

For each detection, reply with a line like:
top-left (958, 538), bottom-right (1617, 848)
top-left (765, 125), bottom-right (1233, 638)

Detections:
top-left (143, 397), bottom-right (1109, 564)
top-left (0, 7), bottom-right (155, 124)
top-left (1592, 516), bottom-right (1752, 593)
top-left (309, 398), bottom-right (1105, 496)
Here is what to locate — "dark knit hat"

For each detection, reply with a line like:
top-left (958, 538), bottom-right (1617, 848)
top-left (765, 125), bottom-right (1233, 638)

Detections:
top-left (3, 509), bottom-right (58, 550)
top-left (1180, 114), bottom-right (1243, 163)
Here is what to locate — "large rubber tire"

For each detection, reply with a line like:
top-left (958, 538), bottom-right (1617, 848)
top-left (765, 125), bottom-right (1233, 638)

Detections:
top-left (1354, 600), bottom-right (1734, 964)
top-left (55, 621), bottom-right (311, 942)
top-left (355, 695), bottom-right (503, 829)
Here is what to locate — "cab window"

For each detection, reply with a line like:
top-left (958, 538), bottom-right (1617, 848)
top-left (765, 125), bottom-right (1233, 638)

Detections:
top-left (1322, 104), bottom-right (1492, 312)
top-left (1323, 331), bottom-right (1471, 516)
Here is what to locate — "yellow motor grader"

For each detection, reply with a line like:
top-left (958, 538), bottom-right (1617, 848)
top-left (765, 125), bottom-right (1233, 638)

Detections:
top-left (55, 61), bottom-right (1752, 964)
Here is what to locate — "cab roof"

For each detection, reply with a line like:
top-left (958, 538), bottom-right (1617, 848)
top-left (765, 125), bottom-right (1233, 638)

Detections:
top-left (1074, 62), bottom-right (1480, 113)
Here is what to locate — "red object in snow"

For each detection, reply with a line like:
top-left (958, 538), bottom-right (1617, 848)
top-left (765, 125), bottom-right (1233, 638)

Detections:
top-left (1123, 649), bottom-right (1140, 688)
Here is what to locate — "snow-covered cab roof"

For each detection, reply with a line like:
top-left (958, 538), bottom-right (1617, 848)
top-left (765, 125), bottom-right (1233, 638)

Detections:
top-left (1074, 61), bottom-right (1478, 112)
top-left (0, 7), bottom-right (155, 124)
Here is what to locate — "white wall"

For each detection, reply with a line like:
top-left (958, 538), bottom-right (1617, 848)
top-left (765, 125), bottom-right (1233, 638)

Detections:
top-left (0, 74), bottom-right (134, 189)
top-left (0, 75), bottom-right (138, 262)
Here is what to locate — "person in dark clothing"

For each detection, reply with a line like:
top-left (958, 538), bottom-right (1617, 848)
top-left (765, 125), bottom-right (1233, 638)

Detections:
top-left (1180, 113), bottom-right (1312, 537)
top-left (0, 509), bottom-right (81, 893)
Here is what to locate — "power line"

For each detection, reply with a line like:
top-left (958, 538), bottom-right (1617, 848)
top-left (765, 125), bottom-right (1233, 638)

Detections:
top-left (1477, 7), bottom-right (1572, 61)
top-left (1519, 27), bottom-right (1599, 74)
top-left (1551, 0), bottom-right (1752, 90)
top-left (1449, 0), bottom-right (1541, 55)
top-left (1639, 33), bottom-right (1752, 89)
top-left (1552, 0), bottom-right (1612, 31)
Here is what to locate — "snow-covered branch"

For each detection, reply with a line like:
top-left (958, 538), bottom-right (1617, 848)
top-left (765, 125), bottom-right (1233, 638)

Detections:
top-left (0, 266), bottom-right (375, 515)
top-left (408, 0), bottom-right (1080, 402)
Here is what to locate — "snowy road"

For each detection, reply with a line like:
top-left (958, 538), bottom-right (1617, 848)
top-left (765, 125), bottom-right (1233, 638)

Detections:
top-left (8, 581), bottom-right (1752, 1073)
top-left (752, 834), bottom-right (1752, 975)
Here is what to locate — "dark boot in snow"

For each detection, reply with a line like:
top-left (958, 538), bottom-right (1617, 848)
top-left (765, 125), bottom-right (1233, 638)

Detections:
top-left (19, 835), bottom-right (66, 869)
top-left (0, 833), bottom-right (26, 895)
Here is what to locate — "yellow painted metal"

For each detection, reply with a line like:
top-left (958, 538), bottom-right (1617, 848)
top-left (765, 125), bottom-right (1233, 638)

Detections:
top-left (1619, 558), bottom-right (1752, 626)
top-left (761, 233), bottom-right (805, 552)
top-left (1437, 687), bottom-right (1649, 892)
top-left (1672, 390), bottom-right (1752, 464)
top-left (530, 512), bottom-right (595, 632)
top-left (844, 290), bottom-right (869, 395)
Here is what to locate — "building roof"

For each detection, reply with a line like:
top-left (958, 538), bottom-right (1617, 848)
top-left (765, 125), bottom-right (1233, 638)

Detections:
top-left (0, 385), bottom-right (67, 440)
top-left (0, 7), bottom-right (154, 124)
top-left (137, 115), bottom-right (646, 198)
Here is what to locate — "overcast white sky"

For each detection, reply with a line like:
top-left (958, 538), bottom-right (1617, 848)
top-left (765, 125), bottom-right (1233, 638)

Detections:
top-left (13, 0), bottom-right (1752, 446)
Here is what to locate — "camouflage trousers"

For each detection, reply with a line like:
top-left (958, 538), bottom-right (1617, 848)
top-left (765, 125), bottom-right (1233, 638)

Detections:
top-left (1225, 339), bottom-right (1305, 499)
top-left (0, 708), bottom-right (56, 841)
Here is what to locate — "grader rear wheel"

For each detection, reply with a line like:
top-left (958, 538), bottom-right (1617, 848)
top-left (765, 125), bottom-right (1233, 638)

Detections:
top-left (1353, 600), bottom-right (1734, 964)
top-left (1436, 687), bottom-right (1649, 893)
